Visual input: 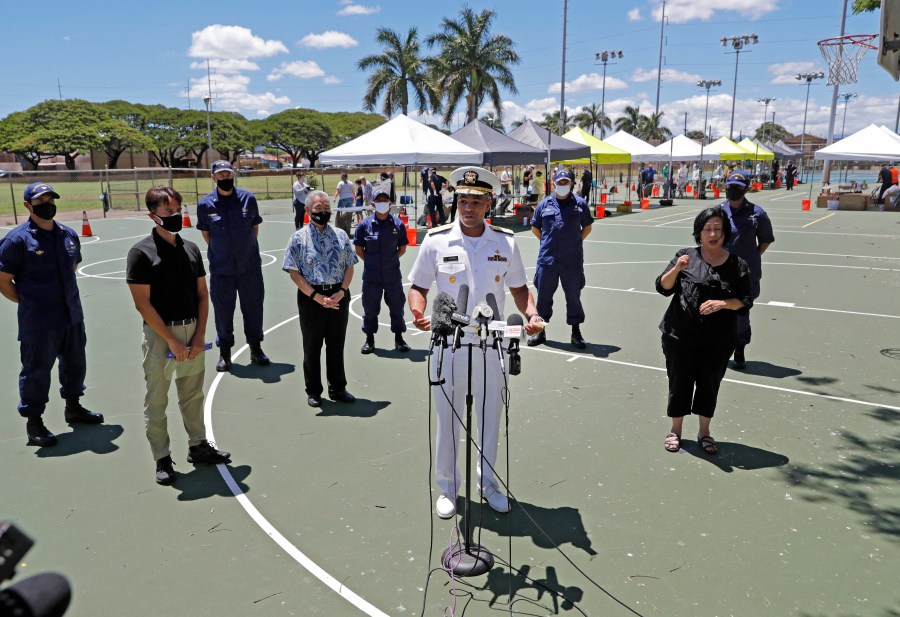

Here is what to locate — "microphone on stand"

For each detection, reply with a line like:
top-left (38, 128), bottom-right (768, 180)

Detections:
top-left (450, 284), bottom-right (470, 350)
top-left (471, 298), bottom-right (494, 347)
top-left (429, 292), bottom-right (456, 383)
top-left (505, 314), bottom-right (525, 376)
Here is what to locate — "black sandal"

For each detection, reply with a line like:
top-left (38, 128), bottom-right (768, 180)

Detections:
top-left (697, 434), bottom-right (718, 455)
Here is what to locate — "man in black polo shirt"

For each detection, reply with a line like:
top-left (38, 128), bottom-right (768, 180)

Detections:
top-left (126, 186), bottom-right (231, 485)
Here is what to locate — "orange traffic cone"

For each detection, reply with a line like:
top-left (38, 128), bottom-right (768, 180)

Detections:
top-left (182, 205), bottom-right (192, 228)
top-left (81, 211), bottom-right (93, 237)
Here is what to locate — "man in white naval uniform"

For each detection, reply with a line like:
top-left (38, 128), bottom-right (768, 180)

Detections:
top-left (407, 166), bottom-right (542, 520)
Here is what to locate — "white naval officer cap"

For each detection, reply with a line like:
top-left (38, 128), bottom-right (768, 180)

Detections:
top-left (448, 166), bottom-right (500, 196)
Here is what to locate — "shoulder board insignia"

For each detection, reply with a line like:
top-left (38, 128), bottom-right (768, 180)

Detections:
top-left (489, 225), bottom-right (514, 235)
top-left (427, 223), bottom-right (454, 235)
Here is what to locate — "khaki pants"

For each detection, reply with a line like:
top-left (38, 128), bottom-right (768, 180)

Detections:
top-left (141, 322), bottom-right (207, 461)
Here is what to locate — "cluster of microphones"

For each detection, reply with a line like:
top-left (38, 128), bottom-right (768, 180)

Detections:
top-left (429, 285), bottom-right (524, 377)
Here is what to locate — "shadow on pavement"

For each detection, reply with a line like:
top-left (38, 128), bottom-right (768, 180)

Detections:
top-left (372, 348), bottom-right (429, 363)
top-left (171, 463), bottom-right (252, 501)
top-left (229, 361), bottom-right (295, 383)
top-left (36, 423), bottom-right (124, 457)
top-left (479, 564), bottom-right (585, 614)
top-left (678, 439), bottom-right (790, 472)
top-left (732, 360), bottom-right (801, 378)
top-left (541, 340), bottom-right (621, 359)
top-left (315, 398), bottom-right (389, 418)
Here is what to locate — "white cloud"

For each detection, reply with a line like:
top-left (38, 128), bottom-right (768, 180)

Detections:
top-left (190, 58), bottom-right (260, 74)
top-left (267, 60), bottom-right (326, 81)
top-left (62, 35), bottom-right (71, 42)
top-left (500, 98), bottom-right (569, 125)
top-left (297, 30), bottom-right (359, 49)
top-left (188, 25), bottom-right (288, 59)
top-left (548, 73), bottom-right (628, 94)
top-left (186, 74), bottom-right (290, 116)
top-left (337, 4), bottom-right (380, 16)
top-left (651, 0), bottom-right (779, 24)
top-left (768, 61), bottom-right (823, 85)
top-left (627, 8), bottom-right (641, 21)
top-left (323, 75), bottom-right (344, 84)
top-left (633, 67), bottom-right (702, 84)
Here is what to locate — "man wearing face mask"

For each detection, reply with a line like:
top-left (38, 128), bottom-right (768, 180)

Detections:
top-left (126, 186), bottom-right (231, 485)
top-left (721, 171), bottom-right (774, 370)
top-left (283, 191), bottom-right (358, 407)
top-left (196, 160), bottom-right (269, 372)
top-left (527, 169), bottom-right (594, 349)
top-left (353, 186), bottom-right (410, 354)
top-left (0, 182), bottom-right (103, 447)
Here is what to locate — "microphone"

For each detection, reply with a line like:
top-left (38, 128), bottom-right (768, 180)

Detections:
top-left (429, 292), bottom-right (455, 382)
top-left (471, 299), bottom-right (494, 345)
top-left (484, 293), bottom-right (503, 346)
top-left (0, 572), bottom-right (71, 617)
top-left (505, 314), bottom-right (524, 376)
top-left (450, 284), bottom-right (470, 328)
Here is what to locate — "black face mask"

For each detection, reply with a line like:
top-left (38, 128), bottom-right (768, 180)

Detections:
top-left (156, 213), bottom-right (183, 233)
top-left (31, 202), bottom-right (57, 221)
top-left (216, 178), bottom-right (235, 192)
top-left (309, 211), bottom-right (331, 226)
top-left (725, 186), bottom-right (745, 201)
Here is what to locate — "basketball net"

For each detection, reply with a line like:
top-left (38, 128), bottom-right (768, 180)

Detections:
top-left (818, 34), bottom-right (878, 85)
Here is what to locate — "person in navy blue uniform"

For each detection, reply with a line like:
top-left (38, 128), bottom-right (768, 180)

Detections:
top-left (196, 160), bottom-right (270, 372)
top-left (721, 170), bottom-right (774, 369)
top-left (353, 186), bottom-right (410, 354)
top-left (0, 182), bottom-right (104, 447)
top-left (527, 169), bottom-right (594, 349)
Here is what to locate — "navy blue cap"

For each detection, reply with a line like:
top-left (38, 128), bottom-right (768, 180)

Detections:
top-left (553, 169), bottom-right (574, 183)
top-left (23, 182), bottom-right (60, 202)
top-left (211, 160), bottom-right (234, 174)
top-left (372, 185), bottom-right (391, 200)
top-left (725, 170), bottom-right (750, 187)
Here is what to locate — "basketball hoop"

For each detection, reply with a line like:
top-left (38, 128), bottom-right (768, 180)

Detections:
top-left (818, 34), bottom-right (878, 85)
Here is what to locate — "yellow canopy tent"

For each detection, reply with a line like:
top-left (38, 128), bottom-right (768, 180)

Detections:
top-left (558, 127), bottom-right (631, 164)
top-left (737, 138), bottom-right (775, 161)
top-left (705, 136), bottom-right (755, 160)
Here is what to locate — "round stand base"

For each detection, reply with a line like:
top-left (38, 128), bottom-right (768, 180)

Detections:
top-left (441, 543), bottom-right (495, 577)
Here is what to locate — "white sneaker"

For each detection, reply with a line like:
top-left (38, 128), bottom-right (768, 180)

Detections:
top-left (435, 494), bottom-right (456, 519)
top-left (481, 485), bottom-right (511, 513)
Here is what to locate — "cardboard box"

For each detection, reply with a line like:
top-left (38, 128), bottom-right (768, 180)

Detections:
top-left (838, 193), bottom-right (867, 211)
top-left (816, 195), bottom-right (831, 208)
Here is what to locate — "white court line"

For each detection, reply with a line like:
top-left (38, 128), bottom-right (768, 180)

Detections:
top-left (802, 212), bottom-right (836, 228)
top-left (767, 301), bottom-right (796, 307)
top-left (87, 233), bottom-right (149, 244)
top-left (655, 216), bottom-right (697, 227)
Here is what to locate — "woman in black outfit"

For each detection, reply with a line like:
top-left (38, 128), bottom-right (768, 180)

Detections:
top-left (656, 206), bottom-right (753, 455)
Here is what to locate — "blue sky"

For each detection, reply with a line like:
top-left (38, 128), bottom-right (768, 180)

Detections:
top-left (3, 0), bottom-right (893, 140)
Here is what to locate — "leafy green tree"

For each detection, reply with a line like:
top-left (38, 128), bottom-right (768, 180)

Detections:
top-left (614, 105), bottom-right (642, 135)
top-left (0, 111), bottom-right (43, 169)
top-left (327, 111), bottom-right (386, 146)
top-left (754, 122), bottom-right (791, 142)
top-left (637, 111), bottom-right (671, 142)
top-left (510, 116), bottom-right (528, 130)
top-left (357, 27), bottom-right (437, 117)
top-left (425, 7), bottom-right (520, 125)
top-left (479, 112), bottom-right (504, 132)
top-left (539, 110), bottom-right (571, 135)
top-left (573, 103), bottom-right (611, 137)
top-left (97, 100), bottom-right (154, 168)
top-left (852, 0), bottom-right (879, 12)
top-left (686, 130), bottom-right (706, 141)
top-left (253, 109), bottom-right (334, 168)
top-left (208, 111), bottom-right (253, 163)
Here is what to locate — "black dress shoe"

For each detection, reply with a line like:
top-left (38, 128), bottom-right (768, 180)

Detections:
top-left (571, 326), bottom-right (587, 350)
top-left (216, 346), bottom-right (232, 372)
top-left (527, 329), bottom-right (546, 347)
top-left (361, 334), bottom-right (375, 354)
top-left (328, 389), bottom-right (356, 403)
top-left (187, 440), bottom-right (231, 464)
top-left (26, 418), bottom-right (58, 447)
top-left (732, 345), bottom-right (747, 370)
top-left (394, 334), bottom-right (410, 352)
top-left (307, 395), bottom-right (322, 408)
top-left (64, 399), bottom-right (104, 424)
top-left (249, 343), bottom-right (270, 366)
top-left (156, 456), bottom-right (176, 485)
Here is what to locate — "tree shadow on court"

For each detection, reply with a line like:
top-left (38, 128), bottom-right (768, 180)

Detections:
top-left (477, 565), bottom-right (585, 614)
top-left (678, 439), bottom-right (789, 473)
top-left (171, 463), bottom-right (252, 502)
top-left (795, 375), bottom-right (839, 386)
top-left (542, 340), bottom-right (621, 358)
top-left (779, 406), bottom-right (900, 542)
top-left (372, 348), bottom-right (429, 363)
top-left (35, 423), bottom-right (124, 457)
top-left (459, 498), bottom-right (597, 557)
top-left (315, 399), bottom-right (389, 418)
top-left (732, 360), bottom-right (801, 378)
top-left (229, 361), bottom-right (295, 383)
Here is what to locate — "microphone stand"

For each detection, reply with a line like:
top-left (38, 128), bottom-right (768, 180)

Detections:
top-left (441, 334), bottom-right (495, 577)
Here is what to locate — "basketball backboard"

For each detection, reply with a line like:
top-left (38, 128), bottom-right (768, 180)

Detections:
top-left (878, 0), bottom-right (900, 80)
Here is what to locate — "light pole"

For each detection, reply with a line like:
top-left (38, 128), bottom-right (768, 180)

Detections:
top-left (202, 94), bottom-right (213, 170)
top-left (698, 79), bottom-right (721, 188)
top-left (796, 71), bottom-right (824, 181)
top-left (838, 92), bottom-right (857, 138)
top-left (721, 34), bottom-right (759, 139)
top-left (756, 97), bottom-right (775, 143)
top-left (594, 49), bottom-right (623, 139)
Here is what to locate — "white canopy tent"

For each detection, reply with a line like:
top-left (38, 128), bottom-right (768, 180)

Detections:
top-left (604, 130), bottom-right (659, 161)
top-left (319, 114), bottom-right (483, 166)
top-left (645, 134), bottom-right (705, 162)
top-left (814, 124), bottom-right (900, 161)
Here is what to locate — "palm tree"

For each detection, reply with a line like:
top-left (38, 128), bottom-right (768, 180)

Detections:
top-left (510, 116), bottom-right (528, 130)
top-left (479, 112), bottom-right (505, 132)
top-left (539, 110), bottom-right (572, 135)
top-left (614, 105), bottom-right (642, 135)
top-left (637, 111), bottom-right (672, 142)
top-left (425, 7), bottom-right (520, 126)
top-left (357, 27), bottom-right (438, 117)
top-left (573, 103), bottom-right (612, 138)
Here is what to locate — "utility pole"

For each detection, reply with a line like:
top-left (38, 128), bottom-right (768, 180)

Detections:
top-left (822, 0), bottom-right (849, 185)
top-left (721, 34), bottom-right (759, 139)
top-left (57, 78), bottom-right (62, 100)
top-left (655, 0), bottom-right (666, 116)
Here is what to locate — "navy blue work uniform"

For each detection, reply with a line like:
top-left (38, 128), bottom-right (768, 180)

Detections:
top-left (0, 220), bottom-right (87, 417)
top-left (723, 198), bottom-right (774, 346)
top-left (353, 213), bottom-right (409, 335)
top-left (196, 187), bottom-right (265, 348)
top-left (531, 193), bottom-right (594, 325)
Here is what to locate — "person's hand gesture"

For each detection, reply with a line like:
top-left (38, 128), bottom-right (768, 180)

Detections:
top-left (675, 253), bottom-right (690, 271)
